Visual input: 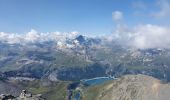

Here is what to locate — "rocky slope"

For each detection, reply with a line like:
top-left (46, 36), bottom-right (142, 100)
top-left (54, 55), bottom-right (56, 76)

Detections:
top-left (1, 35), bottom-right (170, 100)
top-left (0, 78), bottom-right (69, 100)
top-left (0, 80), bottom-right (23, 96)
top-left (1, 35), bottom-right (170, 82)
top-left (82, 74), bottom-right (170, 100)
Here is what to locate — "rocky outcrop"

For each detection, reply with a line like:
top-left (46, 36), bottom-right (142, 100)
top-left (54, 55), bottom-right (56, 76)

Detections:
top-left (0, 90), bottom-right (44, 100)
top-left (0, 80), bottom-right (23, 96)
top-left (83, 74), bottom-right (170, 100)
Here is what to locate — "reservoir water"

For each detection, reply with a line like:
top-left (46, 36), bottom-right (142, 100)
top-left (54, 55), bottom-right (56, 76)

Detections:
top-left (69, 77), bottom-right (116, 100)
top-left (74, 92), bottom-right (80, 100)
top-left (81, 76), bottom-right (115, 86)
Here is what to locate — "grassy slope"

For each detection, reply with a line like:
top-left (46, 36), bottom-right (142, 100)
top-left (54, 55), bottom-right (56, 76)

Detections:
top-left (82, 80), bottom-right (113, 100)
top-left (17, 80), bottom-right (69, 100)
top-left (82, 75), bottom-right (170, 100)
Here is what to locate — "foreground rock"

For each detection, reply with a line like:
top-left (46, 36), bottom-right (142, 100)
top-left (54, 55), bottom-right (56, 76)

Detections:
top-left (83, 74), bottom-right (170, 100)
top-left (0, 90), bottom-right (44, 100)
top-left (0, 80), bottom-right (23, 96)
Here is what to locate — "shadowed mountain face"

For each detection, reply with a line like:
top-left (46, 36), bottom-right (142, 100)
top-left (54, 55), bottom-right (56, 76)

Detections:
top-left (0, 35), bottom-right (170, 82)
top-left (0, 35), bottom-right (170, 100)
top-left (82, 74), bottom-right (170, 100)
top-left (0, 80), bottom-right (23, 96)
top-left (0, 78), bottom-right (69, 100)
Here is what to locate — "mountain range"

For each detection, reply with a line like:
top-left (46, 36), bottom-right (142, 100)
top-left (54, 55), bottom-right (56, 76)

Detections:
top-left (0, 34), bottom-right (170, 99)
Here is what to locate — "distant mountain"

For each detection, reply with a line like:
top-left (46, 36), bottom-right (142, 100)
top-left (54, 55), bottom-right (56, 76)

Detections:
top-left (1, 34), bottom-right (170, 100)
top-left (75, 35), bottom-right (86, 44)
top-left (0, 34), bottom-right (170, 82)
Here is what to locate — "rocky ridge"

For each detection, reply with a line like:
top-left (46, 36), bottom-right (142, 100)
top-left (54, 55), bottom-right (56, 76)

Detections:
top-left (83, 74), bottom-right (170, 100)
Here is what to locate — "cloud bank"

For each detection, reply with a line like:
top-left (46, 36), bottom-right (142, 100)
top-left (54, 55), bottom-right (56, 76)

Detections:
top-left (1, 24), bottom-right (170, 49)
top-left (112, 10), bottom-right (170, 49)
top-left (0, 29), bottom-right (79, 44)
top-left (152, 0), bottom-right (170, 18)
top-left (132, 0), bottom-right (170, 19)
top-left (112, 11), bottom-right (123, 22)
top-left (130, 24), bottom-right (170, 49)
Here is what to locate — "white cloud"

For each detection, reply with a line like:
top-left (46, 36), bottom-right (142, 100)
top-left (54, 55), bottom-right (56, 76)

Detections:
top-left (25, 29), bottom-right (40, 42)
top-left (112, 7), bottom-right (170, 49)
top-left (112, 11), bottom-right (123, 21)
top-left (0, 32), bottom-right (8, 41)
top-left (0, 29), bottom-right (79, 44)
top-left (114, 24), bottom-right (170, 49)
top-left (71, 31), bottom-right (79, 36)
top-left (0, 32), bottom-right (22, 44)
top-left (132, 1), bottom-right (147, 9)
top-left (152, 0), bottom-right (170, 18)
top-left (132, 24), bottom-right (170, 49)
top-left (67, 31), bottom-right (79, 39)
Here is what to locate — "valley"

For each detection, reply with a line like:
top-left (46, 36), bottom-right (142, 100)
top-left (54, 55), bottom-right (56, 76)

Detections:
top-left (0, 35), bottom-right (170, 100)
top-left (1, 0), bottom-right (170, 99)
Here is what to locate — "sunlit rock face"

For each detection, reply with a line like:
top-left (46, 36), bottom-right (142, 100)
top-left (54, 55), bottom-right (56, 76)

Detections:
top-left (106, 75), bottom-right (168, 100)
top-left (82, 74), bottom-right (170, 100)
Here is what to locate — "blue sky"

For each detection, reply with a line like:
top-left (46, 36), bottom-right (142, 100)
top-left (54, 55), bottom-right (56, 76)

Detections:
top-left (0, 0), bottom-right (169, 35)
